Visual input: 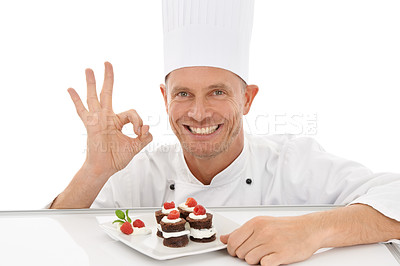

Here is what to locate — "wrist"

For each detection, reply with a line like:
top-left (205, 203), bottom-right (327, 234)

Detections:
top-left (309, 206), bottom-right (366, 248)
top-left (52, 163), bottom-right (115, 209)
top-left (303, 210), bottom-right (338, 249)
top-left (81, 161), bottom-right (117, 182)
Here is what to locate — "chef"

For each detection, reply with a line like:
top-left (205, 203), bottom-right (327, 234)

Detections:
top-left (51, 0), bottom-right (400, 265)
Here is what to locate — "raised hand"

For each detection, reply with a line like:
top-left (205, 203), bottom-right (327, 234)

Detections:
top-left (67, 62), bottom-right (153, 176)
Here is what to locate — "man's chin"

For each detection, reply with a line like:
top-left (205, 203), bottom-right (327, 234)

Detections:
top-left (181, 142), bottom-right (227, 159)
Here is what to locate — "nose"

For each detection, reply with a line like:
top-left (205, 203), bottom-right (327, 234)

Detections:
top-left (187, 97), bottom-right (211, 121)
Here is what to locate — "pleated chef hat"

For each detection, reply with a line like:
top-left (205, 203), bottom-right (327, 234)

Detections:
top-left (162, 0), bottom-right (255, 84)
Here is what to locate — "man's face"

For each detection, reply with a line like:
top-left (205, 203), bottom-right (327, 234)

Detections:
top-left (161, 66), bottom-right (256, 159)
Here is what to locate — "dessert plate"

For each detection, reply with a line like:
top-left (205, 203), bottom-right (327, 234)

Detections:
top-left (99, 212), bottom-right (240, 260)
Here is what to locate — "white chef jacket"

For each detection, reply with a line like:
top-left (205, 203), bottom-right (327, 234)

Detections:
top-left (92, 133), bottom-right (400, 222)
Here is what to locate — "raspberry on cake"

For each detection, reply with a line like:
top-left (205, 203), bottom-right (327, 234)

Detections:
top-left (159, 210), bottom-right (190, 248)
top-left (155, 201), bottom-right (178, 238)
top-left (178, 197), bottom-right (198, 219)
top-left (186, 205), bottom-right (217, 243)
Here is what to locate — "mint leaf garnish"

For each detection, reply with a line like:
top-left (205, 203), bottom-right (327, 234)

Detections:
top-left (112, 219), bottom-right (125, 224)
top-left (126, 210), bottom-right (132, 223)
top-left (115, 210), bottom-right (125, 220)
top-left (114, 209), bottom-right (133, 224)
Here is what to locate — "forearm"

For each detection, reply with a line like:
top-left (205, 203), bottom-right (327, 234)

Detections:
top-left (311, 203), bottom-right (400, 248)
top-left (50, 163), bottom-right (115, 209)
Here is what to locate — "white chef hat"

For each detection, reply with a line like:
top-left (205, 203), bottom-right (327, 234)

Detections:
top-left (162, 0), bottom-right (255, 84)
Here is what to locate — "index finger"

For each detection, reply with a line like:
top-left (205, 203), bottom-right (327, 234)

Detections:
top-left (100, 61), bottom-right (114, 110)
top-left (67, 88), bottom-right (88, 121)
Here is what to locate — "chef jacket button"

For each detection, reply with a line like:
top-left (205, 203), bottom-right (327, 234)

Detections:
top-left (246, 178), bottom-right (252, 185)
top-left (169, 184), bottom-right (175, 190)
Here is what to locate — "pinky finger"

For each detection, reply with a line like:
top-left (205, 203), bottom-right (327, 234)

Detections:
top-left (67, 88), bottom-right (88, 120)
top-left (260, 253), bottom-right (281, 266)
top-left (244, 245), bottom-right (269, 265)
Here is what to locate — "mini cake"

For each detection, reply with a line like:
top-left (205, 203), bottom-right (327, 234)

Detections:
top-left (159, 210), bottom-right (190, 248)
top-left (178, 197), bottom-right (197, 219)
top-left (155, 201), bottom-right (178, 238)
top-left (186, 205), bottom-right (216, 242)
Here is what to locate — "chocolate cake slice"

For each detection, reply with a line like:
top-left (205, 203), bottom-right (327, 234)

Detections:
top-left (186, 213), bottom-right (213, 229)
top-left (186, 205), bottom-right (216, 243)
top-left (159, 210), bottom-right (190, 247)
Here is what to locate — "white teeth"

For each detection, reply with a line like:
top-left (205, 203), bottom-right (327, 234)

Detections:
top-left (189, 125), bottom-right (218, 135)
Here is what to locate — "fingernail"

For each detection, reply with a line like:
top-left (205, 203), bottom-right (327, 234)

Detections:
top-left (137, 126), bottom-right (142, 134)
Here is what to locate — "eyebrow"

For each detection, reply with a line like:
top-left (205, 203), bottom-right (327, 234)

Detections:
top-left (170, 83), bottom-right (232, 94)
top-left (208, 83), bottom-right (231, 91)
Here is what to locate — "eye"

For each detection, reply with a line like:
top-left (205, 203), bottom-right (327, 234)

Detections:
top-left (213, 90), bottom-right (224, 96)
top-left (177, 91), bottom-right (189, 97)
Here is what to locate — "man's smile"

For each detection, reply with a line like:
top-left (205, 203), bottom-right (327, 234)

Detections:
top-left (183, 124), bottom-right (222, 136)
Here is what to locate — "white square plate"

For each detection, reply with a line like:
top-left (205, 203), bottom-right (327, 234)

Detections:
top-left (99, 212), bottom-right (240, 260)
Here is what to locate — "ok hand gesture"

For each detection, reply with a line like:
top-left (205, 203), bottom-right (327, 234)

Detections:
top-left (68, 62), bottom-right (153, 177)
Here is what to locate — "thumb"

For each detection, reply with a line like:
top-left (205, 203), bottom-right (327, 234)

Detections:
top-left (220, 233), bottom-right (230, 244)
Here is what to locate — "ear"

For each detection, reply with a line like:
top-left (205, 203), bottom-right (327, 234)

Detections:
top-left (160, 84), bottom-right (168, 113)
top-left (243, 84), bottom-right (259, 115)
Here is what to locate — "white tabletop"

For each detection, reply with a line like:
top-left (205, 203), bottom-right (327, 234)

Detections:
top-left (0, 206), bottom-right (399, 266)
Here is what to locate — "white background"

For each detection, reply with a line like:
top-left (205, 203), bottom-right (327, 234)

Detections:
top-left (0, 0), bottom-right (399, 210)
